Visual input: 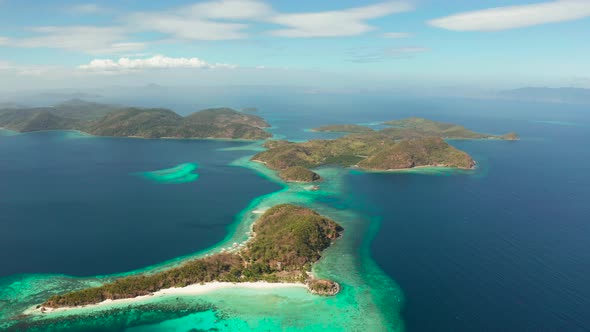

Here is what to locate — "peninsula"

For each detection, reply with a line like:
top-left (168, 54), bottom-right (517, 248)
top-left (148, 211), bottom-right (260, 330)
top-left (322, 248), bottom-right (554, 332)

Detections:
top-left (41, 204), bottom-right (342, 309)
top-left (255, 117), bottom-right (518, 175)
top-left (278, 166), bottom-right (322, 183)
top-left (0, 100), bottom-right (271, 140)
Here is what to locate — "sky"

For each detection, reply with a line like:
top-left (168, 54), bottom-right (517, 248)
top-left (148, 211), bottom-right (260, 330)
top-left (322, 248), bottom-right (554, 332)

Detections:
top-left (0, 0), bottom-right (589, 92)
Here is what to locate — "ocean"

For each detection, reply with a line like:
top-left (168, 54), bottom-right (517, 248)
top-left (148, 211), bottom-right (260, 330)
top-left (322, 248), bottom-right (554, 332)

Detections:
top-left (0, 133), bottom-right (281, 277)
top-left (1, 94), bottom-right (589, 331)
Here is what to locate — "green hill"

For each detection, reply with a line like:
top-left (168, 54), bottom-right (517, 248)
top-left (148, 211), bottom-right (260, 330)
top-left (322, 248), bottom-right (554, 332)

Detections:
top-left (0, 108), bottom-right (78, 132)
top-left (382, 117), bottom-right (516, 140)
top-left (0, 101), bottom-right (271, 140)
top-left (51, 99), bottom-right (123, 120)
top-left (255, 134), bottom-right (474, 171)
top-left (278, 166), bottom-right (322, 182)
top-left (83, 108), bottom-right (183, 138)
top-left (253, 117), bottom-right (517, 172)
top-left (358, 137), bottom-right (475, 170)
top-left (42, 204), bottom-right (342, 308)
top-left (312, 124), bottom-right (374, 133)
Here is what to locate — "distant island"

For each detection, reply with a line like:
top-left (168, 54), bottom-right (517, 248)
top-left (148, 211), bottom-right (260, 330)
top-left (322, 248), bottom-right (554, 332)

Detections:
top-left (312, 124), bottom-right (374, 134)
top-left (0, 99), bottom-right (271, 140)
top-left (254, 117), bottom-right (518, 177)
top-left (41, 204), bottom-right (342, 309)
top-left (382, 117), bottom-right (519, 140)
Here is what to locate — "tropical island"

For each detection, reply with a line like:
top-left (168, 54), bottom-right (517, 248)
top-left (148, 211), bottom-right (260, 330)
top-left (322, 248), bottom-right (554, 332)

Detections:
top-left (312, 124), bottom-right (375, 134)
top-left (278, 166), bottom-right (322, 183)
top-left (382, 117), bottom-right (519, 140)
top-left (254, 117), bottom-right (518, 177)
top-left (41, 204), bottom-right (342, 309)
top-left (0, 99), bottom-right (271, 140)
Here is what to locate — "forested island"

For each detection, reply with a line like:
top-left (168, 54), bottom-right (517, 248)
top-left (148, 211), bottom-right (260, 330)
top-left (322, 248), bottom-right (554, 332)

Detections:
top-left (255, 117), bottom-right (518, 176)
top-left (42, 204), bottom-right (342, 309)
top-left (382, 117), bottom-right (519, 140)
top-left (0, 99), bottom-right (271, 140)
top-left (312, 124), bottom-right (374, 134)
top-left (278, 166), bottom-right (322, 183)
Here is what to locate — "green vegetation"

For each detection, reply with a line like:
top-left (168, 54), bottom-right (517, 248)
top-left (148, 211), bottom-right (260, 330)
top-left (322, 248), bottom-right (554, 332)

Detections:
top-left (278, 166), bottom-right (322, 182)
top-left (358, 137), bottom-right (474, 170)
top-left (51, 99), bottom-right (123, 121)
top-left (382, 117), bottom-right (515, 140)
top-left (42, 204), bottom-right (342, 308)
top-left (254, 117), bottom-right (517, 171)
top-left (312, 124), bottom-right (374, 133)
top-left (0, 109), bottom-right (80, 132)
top-left (0, 99), bottom-right (121, 132)
top-left (0, 101), bottom-right (271, 140)
top-left (255, 134), bottom-right (474, 171)
top-left (247, 204), bottom-right (341, 272)
top-left (308, 279), bottom-right (341, 296)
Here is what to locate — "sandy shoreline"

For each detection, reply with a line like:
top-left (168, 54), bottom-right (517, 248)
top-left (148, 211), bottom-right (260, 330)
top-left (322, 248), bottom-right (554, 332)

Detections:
top-left (28, 281), bottom-right (307, 315)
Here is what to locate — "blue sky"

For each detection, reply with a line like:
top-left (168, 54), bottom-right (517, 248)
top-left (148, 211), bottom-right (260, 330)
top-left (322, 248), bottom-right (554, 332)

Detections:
top-left (0, 0), bottom-right (589, 91)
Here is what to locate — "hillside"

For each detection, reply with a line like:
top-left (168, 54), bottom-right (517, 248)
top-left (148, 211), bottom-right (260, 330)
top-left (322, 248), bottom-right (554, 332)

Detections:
top-left (382, 117), bottom-right (515, 140)
top-left (42, 204), bottom-right (343, 308)
top-left (51, 99), bottom-right (122, 120)
top-left (0, 100), bottom-right (121, 132)
top-left (0, 101), bottom-right (271, 140)
top-left (0, 108), bottom-right (79, 132)
top-left (312, 124), bottom-right (374, 133)
top-left (358, 137), bottom-right (475, 170)
top-left (252, 117), bottom-right (518, 172)
top-left (82, 108), bottom-right (183, 138)
top-left (278, 166), bottom-right (322, 182)
top-left (254, 134), bottom-right (475, 171)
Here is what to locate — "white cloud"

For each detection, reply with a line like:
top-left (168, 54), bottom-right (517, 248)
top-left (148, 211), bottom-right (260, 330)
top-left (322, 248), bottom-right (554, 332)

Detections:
top-left (428, 0), bottom-right (590, 31)
top-left (0, 26), bottom-right (145, 54)
top-left (128, 13), bottom-right (249, 40)
top-left (270, 1), bottom-right (413, 37)
top-left (0, 60), bottom-right (12, 70)
top-left (0, 1), bottom-right (417, 56)
top-left (78, 55), bottom-right (237, 72)
top-left (383, 32), bottom-right (412, 38)
top-left (69, 4), bottom-right (105, 14)
top-left (184, 0), bottom-right (272, 19)
top-left (125, 0), bottom-right (272, 41)
top-left (127, 1), bottom-right (414, 41)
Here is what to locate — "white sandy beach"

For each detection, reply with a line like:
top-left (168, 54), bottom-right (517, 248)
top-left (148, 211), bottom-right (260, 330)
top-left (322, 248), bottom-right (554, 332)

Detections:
top-left (29, 281), bottom-right (307, 315)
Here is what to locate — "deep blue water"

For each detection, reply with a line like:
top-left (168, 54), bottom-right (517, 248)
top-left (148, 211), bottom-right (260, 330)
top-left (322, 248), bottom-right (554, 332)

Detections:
top-left (0, 133), bottom-right (280, 277)
top-left (343, 101), bottom-right (590, 331)
top-left (350, 140), bottom-right (590, 330)
top-left (252, 95), bottom-right (590, 331)
top-left (1, 94), bottom-right (589, 331)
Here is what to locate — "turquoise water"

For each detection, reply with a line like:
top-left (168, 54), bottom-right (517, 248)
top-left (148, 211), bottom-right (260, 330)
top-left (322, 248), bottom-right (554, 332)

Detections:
top-left (0, 139), bottom-right (404, 331)
top-left (2, 95), bottom-right (589, 331)
top-left (136, 163), bottom-right (200, 183)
